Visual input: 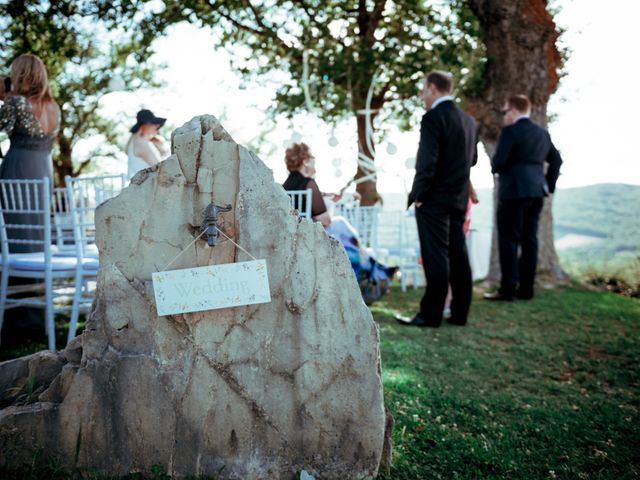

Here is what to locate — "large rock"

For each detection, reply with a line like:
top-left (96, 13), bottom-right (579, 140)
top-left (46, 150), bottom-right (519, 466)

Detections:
top-left (0, 116), bottom-right (386, 478)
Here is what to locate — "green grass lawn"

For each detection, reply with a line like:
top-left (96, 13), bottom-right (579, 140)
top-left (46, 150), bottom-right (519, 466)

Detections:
top-left (375, 286), bottom-right (640, 480)
top-left (1, 286), bottom-right (638, 479)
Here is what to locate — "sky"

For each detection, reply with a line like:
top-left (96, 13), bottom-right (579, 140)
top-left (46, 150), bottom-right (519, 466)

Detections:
top-left (94, 0), bottom-right (640, 194)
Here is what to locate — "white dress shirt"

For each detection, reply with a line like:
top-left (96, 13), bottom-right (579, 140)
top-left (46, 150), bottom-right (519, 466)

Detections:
top-left (431, 95), bottom-right (454, 110)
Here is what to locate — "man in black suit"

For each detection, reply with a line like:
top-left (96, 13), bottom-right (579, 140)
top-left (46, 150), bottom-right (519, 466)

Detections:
top-left (484, 95), bottom-right (562, 301)
top-left (396, 71), bottom-right (478, 328)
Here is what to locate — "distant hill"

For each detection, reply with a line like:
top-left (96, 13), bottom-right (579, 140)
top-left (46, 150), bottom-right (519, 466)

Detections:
top-left (552, 184), bottom-right (640, 274)
top-left (380, 183), bottom-right (639, 273)
top-left (553, 184), bottom-right (639, 244)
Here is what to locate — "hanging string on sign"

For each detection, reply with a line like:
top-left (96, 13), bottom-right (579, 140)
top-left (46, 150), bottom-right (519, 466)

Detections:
top-left (159, 226), bottom-right (257, 272)
top-left (160, 229), bottom-right (207, 272)
top-left (215, 227), bottom-right (257, 261)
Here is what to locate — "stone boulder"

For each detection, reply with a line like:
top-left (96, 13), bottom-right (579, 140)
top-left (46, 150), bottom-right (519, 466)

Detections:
top-left (0, 115), bottom-right (386, 478)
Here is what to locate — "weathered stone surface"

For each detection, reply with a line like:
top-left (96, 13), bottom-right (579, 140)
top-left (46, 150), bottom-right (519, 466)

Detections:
top-left (0, 115), bottom-right (386, 478)
top-left (62, 335), bottom-right (83, 364)
top-left (38, 364), bottom-right (78, 403)
top-left (0, 351), bottom-right (65, 407)
top-left (0, 356), bottom-right (30, 405)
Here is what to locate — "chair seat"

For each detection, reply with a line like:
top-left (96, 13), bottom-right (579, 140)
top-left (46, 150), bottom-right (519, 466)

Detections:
top-left (52, 243), bottom-right (99, 258)
top-left (2, 252), bottom-right (99, 272)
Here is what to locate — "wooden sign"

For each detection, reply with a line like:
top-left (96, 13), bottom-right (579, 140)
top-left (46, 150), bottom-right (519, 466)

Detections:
top-left (152, 259), bottom-right (271, 316)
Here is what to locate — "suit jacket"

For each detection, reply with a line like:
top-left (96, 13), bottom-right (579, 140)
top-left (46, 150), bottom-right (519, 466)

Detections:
top-left (492, 118), bottom-right (562, 200)
top-left (408, 100), bottom-right (478, 212)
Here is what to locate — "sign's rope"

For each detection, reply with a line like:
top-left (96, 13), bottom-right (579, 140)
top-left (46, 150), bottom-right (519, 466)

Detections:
top-left (159, 226), bottom-right (257, 272)
top-left (215, 227), bottom-right (257, 261)
top-left (160, 229), bottom-right (207, 272)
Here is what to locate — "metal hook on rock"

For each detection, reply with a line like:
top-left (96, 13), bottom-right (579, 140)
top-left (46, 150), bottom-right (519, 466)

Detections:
top-left (200, 202), bottom-right (232, 247)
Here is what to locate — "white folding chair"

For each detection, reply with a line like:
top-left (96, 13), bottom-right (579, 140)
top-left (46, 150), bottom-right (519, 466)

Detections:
top-left (335, 204), bottom-right (379, 248)
top-left (286, 189), bottom-right (313, 220)
top-left (64, 174), bottom-right (125, 259)
top-left (374, 210), bottom-right (421, 292)
top-left (0, 178), bottom-right (93, 350)
top-left (64, 174), bottom-right (125, 343)
top-left (52, 187), bottom-right (75, 256)
top-left (397, 210), bottom-right (421, 291)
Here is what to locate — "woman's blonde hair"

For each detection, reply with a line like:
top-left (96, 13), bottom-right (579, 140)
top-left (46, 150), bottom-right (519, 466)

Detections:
top-left (285, 142), bottom-right (310, 172)
top-left (9, 54), bottom-right (54, 104)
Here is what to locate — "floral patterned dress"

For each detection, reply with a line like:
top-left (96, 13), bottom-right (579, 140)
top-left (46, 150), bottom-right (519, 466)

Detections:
top-left (0, 95), bottom-right (58, 253)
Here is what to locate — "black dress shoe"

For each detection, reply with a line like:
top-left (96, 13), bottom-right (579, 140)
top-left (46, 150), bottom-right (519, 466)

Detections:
top-left (393, 313), bottom-right (440, 328)
top-left (516, 291), bottom-right (534, 300)
top-left (445, 317), bottom-right (467, 326)
top-left (483, 291), bottom-right (513, 301)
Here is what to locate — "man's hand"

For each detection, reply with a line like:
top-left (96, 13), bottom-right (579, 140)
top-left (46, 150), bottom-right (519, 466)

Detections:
top-left (470, 190), bottom-right (479, 204)
top-left (415, 201), bottom-right (423, 208)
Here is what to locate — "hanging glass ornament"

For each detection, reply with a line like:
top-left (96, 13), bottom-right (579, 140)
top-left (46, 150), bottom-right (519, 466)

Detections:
top-left (405, 157), bottom-right (415, 168)
top-left (328, 135), bottom-right (338, 147)
top-left (332, 157), bottom-right (341, 167)
top-left (386, 142), bottom-right (397, 155)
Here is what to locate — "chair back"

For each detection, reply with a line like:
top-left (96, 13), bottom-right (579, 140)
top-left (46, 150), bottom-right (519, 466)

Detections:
top-left (65, 174), bottom-right (126, 257)
top-left (375, 210), bottom-right (403, 252)
top-left (52, 187), bottom-right (75, 252)
top-left (335, 205), bottom-right (380, 248)
top-left (286, 189), bottom-right (313, 219)
top-left (0, 178), bottom-right (51, 261)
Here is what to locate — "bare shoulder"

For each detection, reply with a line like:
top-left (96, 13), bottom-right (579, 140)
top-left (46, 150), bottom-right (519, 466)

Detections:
top-left (44, 101), bottom-right (60, 119)
top-left (133, 136), bottom-right (152, 152)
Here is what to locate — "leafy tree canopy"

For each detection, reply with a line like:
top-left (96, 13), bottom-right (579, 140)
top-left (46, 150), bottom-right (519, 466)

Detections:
top-left (0, 0), bottom-right (160, 184)
top-left (129, 0), bottom-right (485, 129)
top-left (102, 0), bottom-right (486, 202)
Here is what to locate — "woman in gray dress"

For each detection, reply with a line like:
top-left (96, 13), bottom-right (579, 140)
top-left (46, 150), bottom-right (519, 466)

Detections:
top-left (0, 54), bottom-right (60, 344)
top-left (0, 53), bottom-right (60, 254)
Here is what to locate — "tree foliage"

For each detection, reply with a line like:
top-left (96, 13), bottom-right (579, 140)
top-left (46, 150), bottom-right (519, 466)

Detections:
top-left (0, 0), bottom-right (159, 185)
top-left (120, 0), bottom-right (486, 203)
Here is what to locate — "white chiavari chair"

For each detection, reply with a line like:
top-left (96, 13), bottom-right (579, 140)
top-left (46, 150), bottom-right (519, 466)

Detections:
top-left (286, 189), bottom-right (313, 220)
top-left (63, 174), bottom-right (125, 343)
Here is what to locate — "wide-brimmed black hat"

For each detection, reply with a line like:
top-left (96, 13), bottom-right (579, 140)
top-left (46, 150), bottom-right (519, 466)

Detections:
top-left (130, 109), bottom-right (166, 133)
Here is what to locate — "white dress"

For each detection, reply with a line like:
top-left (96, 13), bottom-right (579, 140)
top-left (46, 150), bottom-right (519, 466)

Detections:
top-left (127, 140), bottom-right (151, 180)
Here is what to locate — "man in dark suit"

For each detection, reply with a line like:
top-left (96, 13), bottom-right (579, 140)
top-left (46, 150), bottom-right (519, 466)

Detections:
top-left (396, 71), bottom-right (478, 328)
top-left (484, 95), bottom-right (562, 301)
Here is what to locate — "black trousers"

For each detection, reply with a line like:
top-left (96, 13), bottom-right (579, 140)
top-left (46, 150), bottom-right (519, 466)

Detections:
top-left (497, 197), bottom-right (544, 298)
top-left (416, 204), bottom-right (472, 326)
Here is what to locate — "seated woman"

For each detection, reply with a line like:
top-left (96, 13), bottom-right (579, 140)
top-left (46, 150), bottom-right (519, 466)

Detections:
top-left (282, 142), bottom-right (396, 304)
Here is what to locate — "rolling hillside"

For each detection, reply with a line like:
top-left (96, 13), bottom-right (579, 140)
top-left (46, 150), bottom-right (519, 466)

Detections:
top-left (380, 183), bottom-right (639, 277)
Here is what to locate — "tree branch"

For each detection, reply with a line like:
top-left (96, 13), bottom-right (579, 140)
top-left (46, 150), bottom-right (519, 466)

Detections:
top-left (366, 0), bottom-right (387, 43)
top-left (207, 0), bottom-right (292, 54)
top-left (73, 158), bottom-right (92, 176)
top-left (357, 0), bottom-right (368, 34)
top-left (243, 0), bottom-right (291, 52)
top-left (219, 10), bottom-right (258, 34)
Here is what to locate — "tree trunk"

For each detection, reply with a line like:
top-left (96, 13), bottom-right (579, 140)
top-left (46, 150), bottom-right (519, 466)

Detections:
top-left (354, 111), bottom-right (380, 206)
top-left (54, 135), bottom-right (74, 188)
top-left (352, 91), bottom-right (384, 206)
top-left (464, 0), bottom-right (568, 284)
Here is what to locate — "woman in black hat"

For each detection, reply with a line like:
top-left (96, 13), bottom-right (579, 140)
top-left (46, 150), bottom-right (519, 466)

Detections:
top-left (125, 109), bottom-right (169, 179)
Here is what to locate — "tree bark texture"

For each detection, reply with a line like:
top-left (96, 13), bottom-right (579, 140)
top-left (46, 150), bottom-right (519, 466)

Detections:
top-left (53, 133), bottom-right (76, 188)
top-left (464, 0), bottom-right (567, 284)
top-left (353, 91), bottom-right (384, 206)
